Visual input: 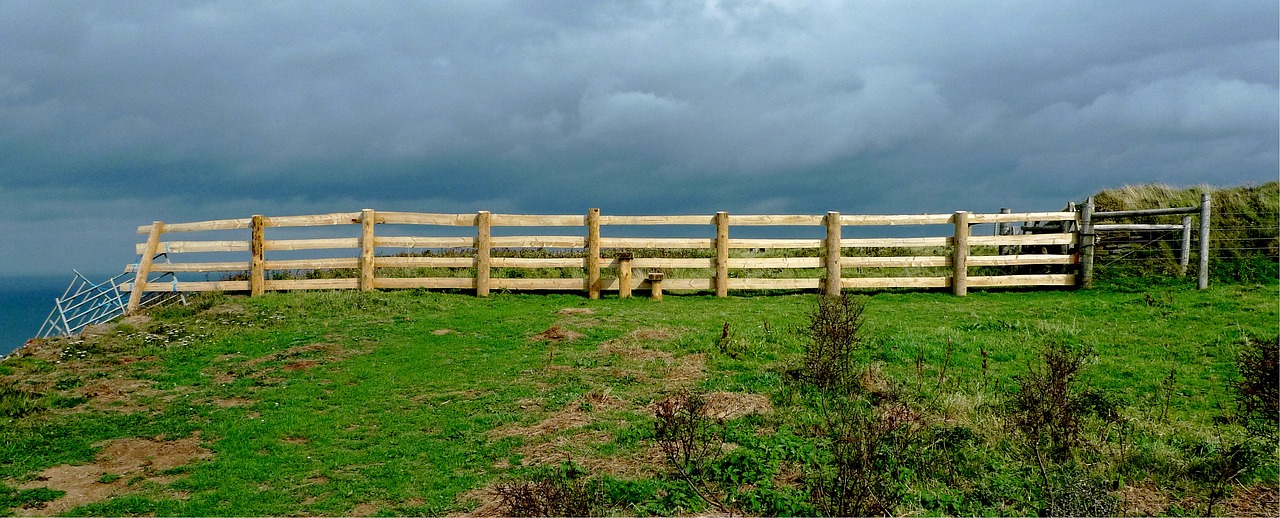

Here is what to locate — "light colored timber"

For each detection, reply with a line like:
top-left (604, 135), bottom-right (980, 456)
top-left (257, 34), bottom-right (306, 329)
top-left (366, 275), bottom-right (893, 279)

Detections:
top-left (842, 276), bottom-right (950, 288)
top-left (1198, 193), bottom-right (1210, 290)
top-left (137, 240), bottom-right (250, 254)
top-left (587, 208), bottom-right (601, 299)
top-left (969, 234), bottom-right (1075, 246)
top-left (618, 253), bottom-right (633, 298)
top-left (127, 280), bottom-right (251, 292)
top-left (953, 211), bottom-right (970, 296)
top-left (374, 277), bottom-right (474, 289)
top-left (375, 236), bottom-right (476, 249)
top-left (250, 215), bottom-right (265, 297)
top-left (841, 256), bottom-right (949, 268)
top-left (969, 212), bottom-right (1076, 224)
top-left (1094, 206), bottom-right (1199, 219)
top-left (825, 211), bottom-right (841, 296)
top-left (648, 272), bottom-right (664, 300)
top-left (264, 278), bottom-right (360, 291)
top-left (492, 236), bottom-right (587, 248)
top-left (265, 212), bottom-right (362, 227)
top-left (1094, 224), bottom-right (1186, 232)
top-left (127, 221), bottom-right (164, 314)
top-left (267, 258), bottom-right (360, 270)
top-left (728, 257), bottom-right (823, 268)
top-left (134, 261), bottom-right (251, 273)
top-left (727, 238), bottom-right (824, 249)
top-left (491, 257), bottom-right (587, 268)
top-left (968, 274), bottom-right (1076, 287)
top-left (661, 278), bottom-right (714, 290)
top-left (842, 237), bottom-right (950, 248)
top-left (632, 258), bottom-right (714, 268)
top-left (968, 254), bottom-right (1074, 266)
top-left (377, 212), bottom-right (479, 226)
top-left (359, 209), bottom-right (375, 291)
top-left (264, 238), bottom-right (360, 251)
top-left (598, 237), bottom-right (715, 249)
top-left (840, 214), bottom-right (953, 226)
top-left (139, 218), bottom-right (251, 234)
top-left (728, 278), bottom-right (822, 290)
top-left (490, 214), bottom-right (587, 226)
top-left (476, 211), bottom-right (491, 297)
top-left (715, 212), bottom-right (729, 297)
top-left (727, 214), bottom-right (824, 226)
top-left (599, 275), bottom-right (646, 291)
top-left (492, 278), bottom-right (586, 290)
top-left (598, 215), bottom-right (715, 225)
top-left (375, 256), bottom-right (473, 268)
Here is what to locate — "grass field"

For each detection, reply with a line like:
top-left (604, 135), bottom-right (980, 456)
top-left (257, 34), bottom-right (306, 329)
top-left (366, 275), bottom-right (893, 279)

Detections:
top-left (1, 279), bottom-right (1277, 516)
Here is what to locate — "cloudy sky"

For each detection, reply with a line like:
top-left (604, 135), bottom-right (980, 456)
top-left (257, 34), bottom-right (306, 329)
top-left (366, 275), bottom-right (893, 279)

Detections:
top-left (1, 1), bottom-right (1276, 276)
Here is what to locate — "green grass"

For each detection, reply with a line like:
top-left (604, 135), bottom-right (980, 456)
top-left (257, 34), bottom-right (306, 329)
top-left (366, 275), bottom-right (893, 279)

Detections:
top-left (1, 279), bottom-right (1276, 516)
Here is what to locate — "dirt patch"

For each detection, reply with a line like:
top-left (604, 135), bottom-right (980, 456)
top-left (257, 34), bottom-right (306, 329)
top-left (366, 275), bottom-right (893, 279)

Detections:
top-left (453, 486), bottom-right (506, 517)
top-left (75, 377), bottom-right (159, 412)
top-left (531, 326), bottom-right (583, 342)
top-left (432, 329), bottom-right (455, 335)
top-left (1224, 483), bottom-right (1279, 517)
top-left (350, 502), bottom-right (380, 516)
top-left (16, 434), bottom-right (211, 515)
top-left (491, 408), bottom-right (592, 439)
top-left (556, 308), bottom-right (595, 316)
top-left (211, 397), bottom-right (255, 408)
top-left (282, 360), bottom-right (319, 372)
top-left (701, 392), bottom-right (773, 420)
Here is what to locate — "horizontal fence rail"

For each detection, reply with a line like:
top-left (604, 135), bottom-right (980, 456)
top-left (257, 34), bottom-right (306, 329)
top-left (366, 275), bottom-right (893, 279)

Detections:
top-left (121, 208), bottom-right (1082, 313)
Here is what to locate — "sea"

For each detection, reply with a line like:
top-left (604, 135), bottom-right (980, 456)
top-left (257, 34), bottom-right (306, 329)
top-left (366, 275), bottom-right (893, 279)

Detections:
top-left (0, 275), bottom-right (83, 357)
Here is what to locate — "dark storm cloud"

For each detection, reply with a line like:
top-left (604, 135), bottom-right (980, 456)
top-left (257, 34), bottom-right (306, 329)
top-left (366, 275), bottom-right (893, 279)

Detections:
top-left (0, 0), bottom-right (1275, 274)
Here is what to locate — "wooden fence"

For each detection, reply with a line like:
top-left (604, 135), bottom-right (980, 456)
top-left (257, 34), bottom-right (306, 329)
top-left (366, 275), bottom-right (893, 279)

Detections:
top-left (121, 209), bottom-right (1081, 313)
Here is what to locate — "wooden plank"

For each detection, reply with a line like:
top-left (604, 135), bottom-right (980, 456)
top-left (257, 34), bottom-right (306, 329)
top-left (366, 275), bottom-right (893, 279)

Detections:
top-left (250, 215), bottom-right (265, 297)
top-left (727, 238), bottom-right (824, 249)
top-left (377, 212), bottom-right (478, 226)
top-left (138, 240), bottom-right (251, 254)
top-left (728, 257), bottom-right (823, 269)
top-left (825, 211), bottom-right (841, 296)
top-left (968, 274), bottom-right (1076, 287)
top-left (375, 236), bottom-right (476, 249)
top-left (1094, 206), bottom-right (1198, 219)
top-left (490, 257), bottom-right (586, 268)
top-left (491, 278), bottom-right (586, 290)
top-left (715, 212), bottom-right (728, 297)
top-left (359, 209), bottom-right (375, 291)
top-left (841, 256), bottom-right (948, 268)
top-left (140, 218), bottom-right (251, 234)
top-left (631, 258), bottom-right (713, 268)
top-left (265, 212), bottom-right (362, 227)
top-left (969, 211), bottom-right (1076, 224)
top-left (130, 280), bottom-right (251, 292)
top-left (841, 237), bottom-right (950, 248)
top-left (374, 277), bottom-right (474, 289)
top-left (661, 278), bottom-right (714, 290)
top-left (1094, 224), bottom-right (1185, 231)
top-left (598, 237), bottom-right (714, 249)
top-left (728, 278), bottom-right (822, 290)
top-left (127, 221), bottom-right (164, 314)
top-left (953, 211), bottom-right (969, 296)
top-left (490, 214), bottom-right (587, 227)
top-left (476, 211), bottom-right (491, 297)
top-left (374, 256), bottom-right (472, 268)
top-left (970, 234), bottom-right (1075, 246)
top-left (588, 208), bottom-right (601, 299)
top-left (840, 214), bottom-right (953, 226)
top-left (267, 258), bottom-right (360, 270)
top-left (968, 254), bottom-right (1074, 266)
top-left (264, 238), bottom-right (360, 251)
top-left (727, 214), bottom-right (824, 226)
top-left (598, 276), bottom-right (645, 291)
top-left (842, 276), bottom-right (950, 288)
top-left (264, 278), bottom-right (360, 291)
top-left (491, 236), bottom-right (587, 248)
top-left (598, 215), bottom-right (714, 225)
top-left (139, 261), bottom-right (252, 273)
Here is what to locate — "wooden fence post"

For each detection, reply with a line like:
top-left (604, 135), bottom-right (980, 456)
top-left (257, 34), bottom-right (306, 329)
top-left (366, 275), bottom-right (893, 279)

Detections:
top-left (1079, 198), bottom-right (1095, 289)
top-left (250, 215), bottom-right (266, 297)
top-left (649, 272), bottom-right (664, 300)
top-left (1198, 193), bottom-right (1211, 290)
top-left (359, 209), bottom-right (376, 291)
top-left (824, 211), bottom-right (841, 297)
top-left (1179, 215), bottom-right (1192, 276)
top-left (715, 211), bottom-right (729, 297)
top-left (127, 221), bottom-right (165, 314)
top-left (588, 208), bottom-right (601, 299)
top-left (997, 208), bottom-right (1012, 255)
top-left (476, 211), bottom-right (491, 297)
top-left (617, 252), bottom-right (633, 299)
top-left (952, 211), bottom-right (969, 296)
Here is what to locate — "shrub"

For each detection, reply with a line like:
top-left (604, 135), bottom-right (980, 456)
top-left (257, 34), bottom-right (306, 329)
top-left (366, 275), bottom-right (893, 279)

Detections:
top-left (1234, 334), bottom-right (1279, 435)
top-left (803, 295), bottom-right (866, 392)
top-left (495, 458), bottom-right (608, 517)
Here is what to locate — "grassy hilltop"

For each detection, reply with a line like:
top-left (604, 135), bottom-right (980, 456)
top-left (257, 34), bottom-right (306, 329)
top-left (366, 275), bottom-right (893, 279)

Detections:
top-left (1, 278), bottom-right (1277, 516)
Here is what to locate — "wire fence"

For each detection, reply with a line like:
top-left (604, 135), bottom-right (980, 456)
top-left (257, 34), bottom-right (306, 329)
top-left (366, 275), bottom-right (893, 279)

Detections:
top-left (1093, 210), bottom-right (1278, 284)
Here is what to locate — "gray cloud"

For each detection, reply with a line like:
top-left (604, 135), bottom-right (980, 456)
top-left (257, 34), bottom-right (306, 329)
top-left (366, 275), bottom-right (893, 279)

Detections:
top-left (0, 0), bottom-right (1275, 275)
